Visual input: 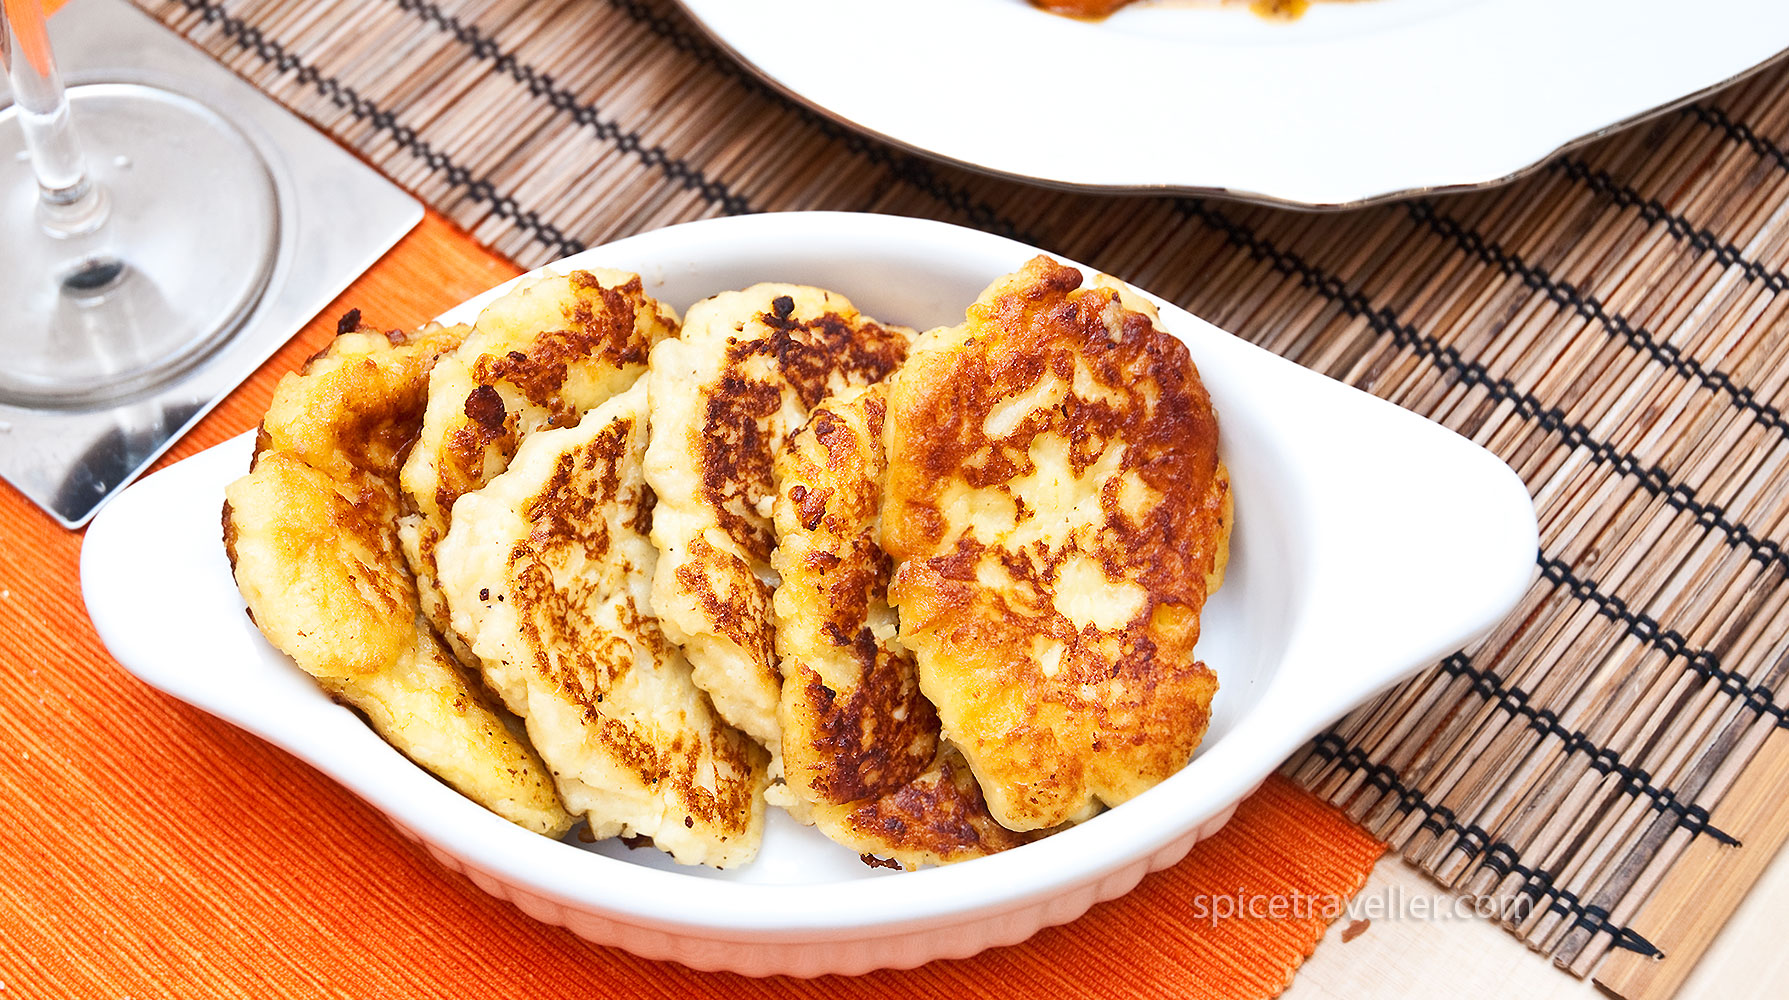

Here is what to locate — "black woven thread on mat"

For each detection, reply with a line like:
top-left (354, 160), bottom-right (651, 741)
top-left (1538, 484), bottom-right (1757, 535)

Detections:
top-left (591, 0), bottom-right (1031, 239)
top-left (389, 0), bottom-right (1031, 240)
top-left (205, 0), bottom-right (1027, 255)
top-left (1536, 556), bottom-right (1788, 731)
top-left (1310, 734), bottom-right (1663, 960)
top-left (1304, 734), bottom-right (1664, 958)
top-left (1686, 102), bottom-right (1789, 175)
top-left (1307, 734), bottom-right (1484, 848)
top-left (179, 0), bottom-right (1033, 291)
top-left (169, 0), bottom-right (615, 257)
top-left (1433, 652), bottom-right (1742, 846)
top-left (1183, 198), bottom-right (1789, 577)
top-left (1305, 647), bottom-right (1742, 852)
top-left (1406, 199), bottom-right (1789, 445)
top-left (1552, 157), bottom-right (1789, 294)
top-left (169, 0), bottom-right (774, 259)
top-left (384, 0), bottom-right (752, 219)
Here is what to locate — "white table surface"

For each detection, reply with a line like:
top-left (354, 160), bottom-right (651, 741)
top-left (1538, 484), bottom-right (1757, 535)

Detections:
top-left (1288, 844), bottom-right (1789, 999)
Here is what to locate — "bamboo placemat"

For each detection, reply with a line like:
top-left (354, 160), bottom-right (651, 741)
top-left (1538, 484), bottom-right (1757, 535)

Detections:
top-left (132, 0), bottom-right (1789, 988)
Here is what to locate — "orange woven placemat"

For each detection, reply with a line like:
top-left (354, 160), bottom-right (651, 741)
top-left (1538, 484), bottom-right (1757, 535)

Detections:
top-left (0, 211), bottom-right (1385, 997)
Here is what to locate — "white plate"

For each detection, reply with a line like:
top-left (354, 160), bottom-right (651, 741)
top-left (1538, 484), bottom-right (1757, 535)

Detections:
top-left (82, 212), bottom-right (1536, 976)
top-left (673, 0), bottom-right (1789, 207)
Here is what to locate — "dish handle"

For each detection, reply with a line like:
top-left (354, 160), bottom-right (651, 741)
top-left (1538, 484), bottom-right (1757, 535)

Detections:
top-left (1263, 389), bottom-right (1538, 737)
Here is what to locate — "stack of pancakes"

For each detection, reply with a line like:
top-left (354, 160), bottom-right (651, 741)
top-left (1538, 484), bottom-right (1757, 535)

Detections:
top-left (223, 256), bottom-right (1231, 869)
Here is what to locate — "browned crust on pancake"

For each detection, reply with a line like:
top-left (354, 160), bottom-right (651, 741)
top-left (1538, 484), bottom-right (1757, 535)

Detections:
top-left (774, 385), bottom-right (1037, 866)
top-left (503, 413), bottom-right (764, 843)
top-left (697, 294), bottom-right (910, 567)
top-left (823, 747), bottom-right (1034, 864)
top-left (777, 391), bottom-right (938, 803)
top-left (398, 270), bottom-right (677, 679)
top-left (222, 324), bottom-right (573, 836)
top-left (648, 285), bottom-right (914, 749)
top-left (431, 271), bottom-right (668, 529)
top-left (259, 326), bottom-right (442, 483)
top-left (236, 326), bottom-right (461, 682)
top-left (883, 257), bottom-right (1229, 831)
top-left (675, 535), bottom-right (778, 669)
top-left (791, 662), bottom-right (931, 804)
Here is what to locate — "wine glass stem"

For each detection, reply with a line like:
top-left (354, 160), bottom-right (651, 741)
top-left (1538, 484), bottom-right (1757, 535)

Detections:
top-left (2, 0), bottom-right (108, 235)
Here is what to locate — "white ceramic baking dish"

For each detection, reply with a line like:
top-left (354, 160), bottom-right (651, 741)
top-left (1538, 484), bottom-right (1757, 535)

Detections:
top-left (82, 212), bottom-right (1536, 976)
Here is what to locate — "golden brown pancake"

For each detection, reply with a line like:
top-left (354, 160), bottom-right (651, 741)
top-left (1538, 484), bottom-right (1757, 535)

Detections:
top-left (399, 269), bottom-right (678, 662)
top-left (436, 380), bottom-right (768, 867)
top-left (772, 383), bottom-right (1033, 867)
top-left (223, 325), bottom-right (573, 837)
top-left (882, 257), bottom-right (1233, 832)
top-left (645, 285), bottom-right (913, 750)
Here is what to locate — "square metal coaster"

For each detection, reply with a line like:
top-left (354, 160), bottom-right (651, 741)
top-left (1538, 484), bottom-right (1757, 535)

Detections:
top-left (0, 0), bottom-right (420, 528)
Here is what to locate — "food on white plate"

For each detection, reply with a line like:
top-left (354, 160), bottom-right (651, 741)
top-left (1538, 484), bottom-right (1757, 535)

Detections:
top-left (399, 269), bottom-right (678, 664)
top-left (771, 383), bottom-right (1035, 867)
top-left (643, 285), bottom-right (913, 753)
top-left (436, 380), bottom-right (769, 867)
top-left (222, 253), bottom-right (1232, 868)
top-left (222, 323), bottom-right (573, 837)
top-left (882, 256), bottom-right (1233, 832)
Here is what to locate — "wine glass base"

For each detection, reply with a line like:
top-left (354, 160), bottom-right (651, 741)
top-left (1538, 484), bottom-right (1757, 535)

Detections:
top-left (0, 0), bottom-right (420, 529)
top-left (0, 83), bottom-right (278, 408)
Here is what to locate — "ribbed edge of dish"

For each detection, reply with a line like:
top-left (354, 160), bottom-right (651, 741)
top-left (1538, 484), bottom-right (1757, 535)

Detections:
top-left (402, 795), bottom-right (1247, 976)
